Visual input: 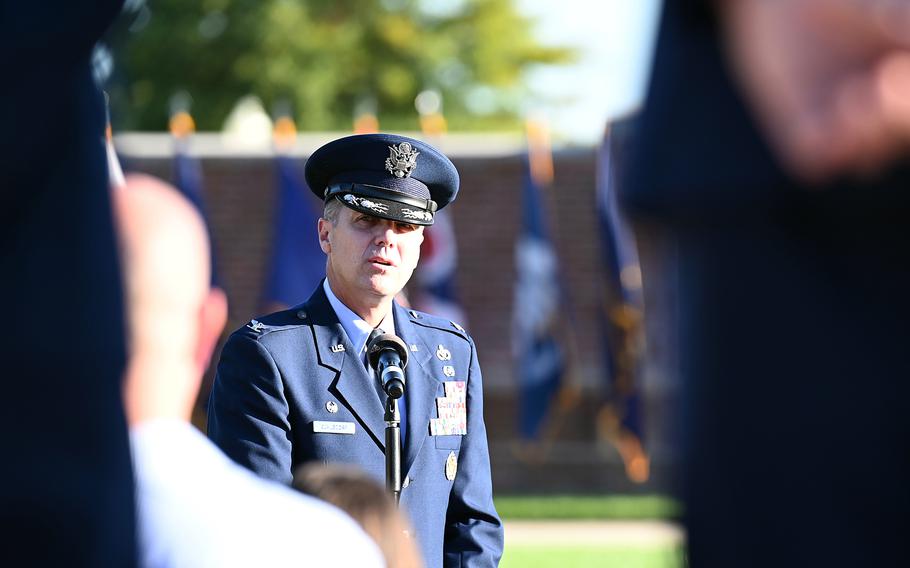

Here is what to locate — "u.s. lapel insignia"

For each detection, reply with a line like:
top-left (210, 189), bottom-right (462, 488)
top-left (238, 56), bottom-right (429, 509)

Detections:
top-left (445, 451), bottom-right (458, 481)
top-left (436, 345), bottom-right (451, 361)
top-left (331, 344), bottom-right (345, 353)
top-left (443, 365), bottom-right (456, 377)
top-left (325, 401), bottom-right (338, 413)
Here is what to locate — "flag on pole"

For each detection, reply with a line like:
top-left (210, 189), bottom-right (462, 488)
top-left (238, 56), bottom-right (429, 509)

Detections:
top-left (261, 117), bottom-right (326, 311)
top-left (595, 116), bottom-right (649, 483)
top-left (411, 209), bottom-right (466, 325)
top-left (512, 119), bottom-right (565, 440)
top-left (170, 110), bottom-right (221, 288)
top-left (411, 90), bottom-right (462, 323)
top-left (597, 119), bottom-right (643, 309)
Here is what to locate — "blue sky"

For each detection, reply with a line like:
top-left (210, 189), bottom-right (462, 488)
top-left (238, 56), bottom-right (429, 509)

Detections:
top-left (517, 0), bottom-right (663, 145)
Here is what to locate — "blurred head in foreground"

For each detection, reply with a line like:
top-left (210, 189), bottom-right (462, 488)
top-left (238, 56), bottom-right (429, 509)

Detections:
top-left (294, 463), bottom-right (424, 568)
top-left (114, 173), bottom-right (228, 425)
top-left (114, 175), bottom-right (385, 568)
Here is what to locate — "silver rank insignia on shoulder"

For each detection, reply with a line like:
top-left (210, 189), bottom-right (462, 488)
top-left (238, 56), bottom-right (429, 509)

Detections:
top-left (330, 344), bottom-right (345, 353)
top-left (386, 142), bottom-right (419, 178)
top-left (443, 365), bottom-right (456, 377)
top-left (325, 401), bottom-right (338, 413)
top-left (445, 451), bottom-right (458, 481)
top-left (410, 344), bottom-right (419, 352)
top-left (247, 319), bottom-right (264, 333)
top-left (408, 309), bottom-right (421, 319)
top-left (451, 321), bottom-right (464, 332)
top-left (436, 345), bottom-right (452, 361)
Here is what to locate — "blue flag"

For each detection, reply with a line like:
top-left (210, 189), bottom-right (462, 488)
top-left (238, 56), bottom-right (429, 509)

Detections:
top-left (173, 140), bottom-right (221, 288)
top-left (262, 155), bottom-right (326, 310)
top-left (596, 117), bottom-right (649, 482)
top-left (512, 158), bottom-right (565, 440)
top-left (597, 123), bottom-right (643, 309)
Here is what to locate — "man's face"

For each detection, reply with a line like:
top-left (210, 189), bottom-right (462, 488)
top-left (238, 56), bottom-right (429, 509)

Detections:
top-left (319, 205), bottom-right (425, 303)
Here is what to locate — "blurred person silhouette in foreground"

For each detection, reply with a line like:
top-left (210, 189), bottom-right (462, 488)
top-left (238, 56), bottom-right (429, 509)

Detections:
top-left (625, 1), bottom-right (910, 566)
top-left (294, 463), bottom-right (424, 568)
top-left (115, 174), bottom-right (383, 568)
top-left (1, 1), bottom-right (135, 564)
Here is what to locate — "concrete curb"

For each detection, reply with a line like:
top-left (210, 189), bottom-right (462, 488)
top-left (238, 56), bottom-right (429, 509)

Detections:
top-left (504, 520), bottom-right (685, 547)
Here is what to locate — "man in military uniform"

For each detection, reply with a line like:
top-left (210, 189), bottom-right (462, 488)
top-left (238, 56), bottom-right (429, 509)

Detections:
top-left (208, 133), bottom-right (503, 567)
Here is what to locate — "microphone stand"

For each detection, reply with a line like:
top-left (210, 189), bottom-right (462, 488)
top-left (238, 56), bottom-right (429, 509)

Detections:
top-left (384, 392), bottom-right (403, 505)
top-left (367, 332), bottom-right (409, 507)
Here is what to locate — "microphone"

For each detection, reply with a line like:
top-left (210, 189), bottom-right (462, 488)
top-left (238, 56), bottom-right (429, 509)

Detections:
top-left (367, 332), bottom-right (409, 399)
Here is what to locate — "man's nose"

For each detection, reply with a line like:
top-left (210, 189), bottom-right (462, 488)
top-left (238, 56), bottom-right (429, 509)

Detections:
top-left (375, 223), bottom-right (397, 246)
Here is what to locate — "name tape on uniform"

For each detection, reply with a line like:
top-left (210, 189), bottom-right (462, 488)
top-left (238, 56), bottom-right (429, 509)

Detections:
top-left (313, 420), bottom-right (356, 435)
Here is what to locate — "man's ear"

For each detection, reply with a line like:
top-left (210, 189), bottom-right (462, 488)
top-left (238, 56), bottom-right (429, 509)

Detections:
top-left (317, 218), bottom-right (332, 254)
top-left (195, 287), bottom-right (228, 373)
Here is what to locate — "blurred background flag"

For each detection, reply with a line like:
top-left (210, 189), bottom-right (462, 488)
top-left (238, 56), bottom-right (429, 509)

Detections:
top-left (170, 107), bottom-right (222, 289)
top-left (261, 115), bottom-right (326, 311)
top-left (410, 88), bottom-right (462, 323)
top-left (411, 209), bottom-right (466, 326)
top-left (512, 119), bottom-right (566, 440)
top-left (594, 116), bottom-right (649, 483)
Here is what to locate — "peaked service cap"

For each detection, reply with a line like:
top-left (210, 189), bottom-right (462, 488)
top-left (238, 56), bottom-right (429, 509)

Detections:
top-left (304, 133), bottom-right (459, 226)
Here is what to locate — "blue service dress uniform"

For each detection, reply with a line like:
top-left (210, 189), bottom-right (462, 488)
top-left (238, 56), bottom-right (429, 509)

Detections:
top-left (208, 284), bottom-right (503, 567)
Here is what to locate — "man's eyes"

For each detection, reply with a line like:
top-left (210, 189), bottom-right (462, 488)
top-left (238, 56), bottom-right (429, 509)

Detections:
top-left (353, 216), bottom-right (418, 233)
top-left (394, 222), bottom-right (419, 233)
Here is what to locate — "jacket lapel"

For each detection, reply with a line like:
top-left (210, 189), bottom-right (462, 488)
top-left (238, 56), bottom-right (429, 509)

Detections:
top-left (306, 286), bottom-right (386, 452)
top-left (394, 302), bottom-right (436, 477)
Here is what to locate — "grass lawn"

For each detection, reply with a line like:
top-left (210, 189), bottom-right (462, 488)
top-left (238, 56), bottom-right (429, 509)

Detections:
top-left (495, 494), bottom-right (681, 520)
top-left (495, 496), bottom-right (685, 567)
top-left (501, 545), bottom-right (685, 568)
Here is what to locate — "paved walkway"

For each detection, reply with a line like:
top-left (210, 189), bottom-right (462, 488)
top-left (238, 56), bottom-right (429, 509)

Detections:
top-left (504, 520), bottom-right (685, 547)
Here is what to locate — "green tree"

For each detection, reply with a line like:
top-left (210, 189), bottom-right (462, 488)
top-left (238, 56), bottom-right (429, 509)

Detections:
top-left (109, 0), bottom-right (573, 131)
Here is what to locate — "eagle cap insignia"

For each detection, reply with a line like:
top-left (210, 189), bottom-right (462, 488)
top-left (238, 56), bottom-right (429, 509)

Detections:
top-left (385, 142), bottom-right (419, 178)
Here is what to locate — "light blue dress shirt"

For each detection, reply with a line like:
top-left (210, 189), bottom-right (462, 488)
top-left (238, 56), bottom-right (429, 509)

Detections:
top-left (323, 279), bottom-right (408, 442)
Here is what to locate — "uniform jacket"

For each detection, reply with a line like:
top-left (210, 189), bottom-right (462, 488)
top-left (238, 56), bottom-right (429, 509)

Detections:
top-left (208, 284), bottom-right (503, 567)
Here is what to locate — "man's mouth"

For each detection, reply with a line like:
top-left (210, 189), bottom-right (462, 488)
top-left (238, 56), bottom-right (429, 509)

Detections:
top-left (369, 256), bottom-right (394, 267)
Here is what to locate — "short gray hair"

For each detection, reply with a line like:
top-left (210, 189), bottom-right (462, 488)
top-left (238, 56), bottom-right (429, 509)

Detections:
top-left (322, 197), bottom-right (343, 223)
